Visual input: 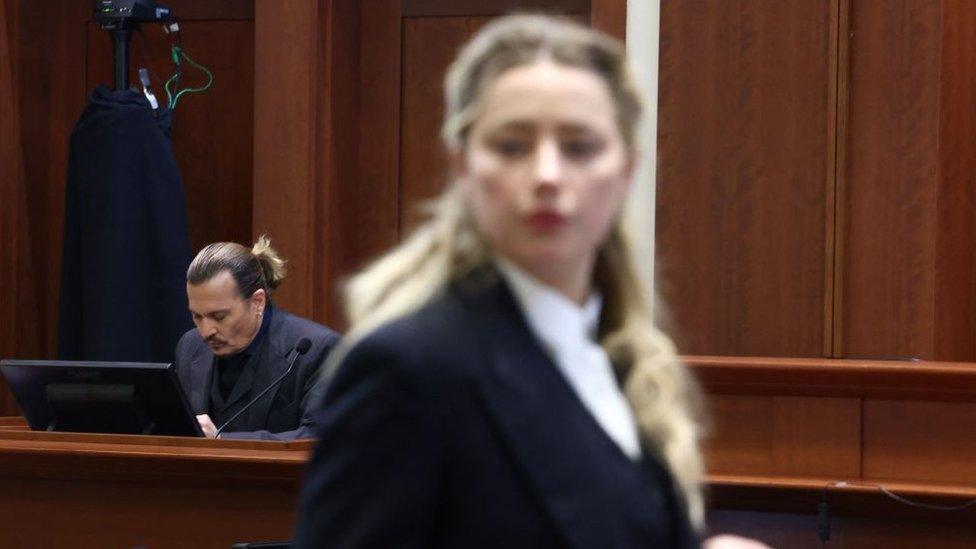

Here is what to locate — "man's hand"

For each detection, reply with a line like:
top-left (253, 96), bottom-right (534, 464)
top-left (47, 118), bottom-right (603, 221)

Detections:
top-left (196, 414), bottom-right (218, 439)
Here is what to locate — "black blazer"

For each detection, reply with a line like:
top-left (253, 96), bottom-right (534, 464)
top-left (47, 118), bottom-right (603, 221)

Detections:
top-left (295, 269), bottom-right (697, 548)
top-left (174, 307), bottom-right (340, 440)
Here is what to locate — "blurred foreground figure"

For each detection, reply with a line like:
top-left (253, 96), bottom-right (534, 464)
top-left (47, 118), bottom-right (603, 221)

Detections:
top-left (296, 15), bottom-right (767, 549)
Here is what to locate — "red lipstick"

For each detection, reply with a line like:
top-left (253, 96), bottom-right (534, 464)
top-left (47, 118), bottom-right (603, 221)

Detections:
top-left (526, 210), bottom-right (567, 231)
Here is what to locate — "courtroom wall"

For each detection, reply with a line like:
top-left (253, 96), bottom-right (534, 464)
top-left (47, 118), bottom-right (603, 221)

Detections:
top-left (656, 0), bottom-right (976, 362)
top-left (0, 0), bottom-right (626, 411)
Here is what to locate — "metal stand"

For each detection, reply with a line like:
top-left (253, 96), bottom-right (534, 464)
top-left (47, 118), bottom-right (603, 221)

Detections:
top-left (110, 28), bottom-right (134, 91)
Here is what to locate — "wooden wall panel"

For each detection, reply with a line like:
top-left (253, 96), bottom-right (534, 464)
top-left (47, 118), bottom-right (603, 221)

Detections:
top-left (656, 0), bottom-right (832, 357)
top-left (253, 0), bottom-right (403, 327)
top-left (841, 1), bottom-right (976, 361)
top-left (841, 1), bottom-right (941, 359)
top-left (400, 16), bottom-right (492, 231)
top-left (863, 400), bottom-right (976, 484)
top-left (705, 395), bottom-right (860, 478)
top-left (356, 0), bottom-right (404, 261)
top-left (933, 0), bottom-right (976, 361)
top-left (0, 0), bottom-right (15, 414)
top-left (254, 0), bottom-right (401, 328)
top-left (654, 0), bottom-right (976, 362)
top-left (315, 0), bottom-right (364, 327)
top-left (14, 1), bottom-right (89, 360)
top-left (589, 0), bottom-right (625, 40)
top-left (0, 0), bottom-right (39, 415)
top-left (253, 1), bottom-right (321, 320)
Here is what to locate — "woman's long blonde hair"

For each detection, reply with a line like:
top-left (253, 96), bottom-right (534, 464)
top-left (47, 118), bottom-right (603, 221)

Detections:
top-left (337, 15), bottom-right (704, 529)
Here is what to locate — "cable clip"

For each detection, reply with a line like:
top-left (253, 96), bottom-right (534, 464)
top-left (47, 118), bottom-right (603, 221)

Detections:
top-left (138, 68), bottom-right (159, 113)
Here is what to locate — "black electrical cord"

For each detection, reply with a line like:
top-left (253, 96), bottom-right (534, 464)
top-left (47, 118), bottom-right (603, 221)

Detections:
top-left (818, 481), bottom-right (976, 546)
top-left (818, 484), bottom-right (830, 547)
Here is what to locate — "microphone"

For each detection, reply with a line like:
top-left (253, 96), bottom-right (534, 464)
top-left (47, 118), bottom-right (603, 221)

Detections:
top-left (214, 337), bottom-right (313, 438)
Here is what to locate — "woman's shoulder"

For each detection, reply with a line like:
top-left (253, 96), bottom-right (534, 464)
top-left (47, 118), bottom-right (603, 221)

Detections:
top-left (326, 289), bottom-right (482, 410)
top-left (350, 287), bottom-right (475, 366)
top-left (334, 269), bottom-right (507, 390)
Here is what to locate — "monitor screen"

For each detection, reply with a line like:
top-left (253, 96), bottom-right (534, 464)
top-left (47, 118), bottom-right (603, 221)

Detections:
top-left (0, 360), bottom-right (202, 437)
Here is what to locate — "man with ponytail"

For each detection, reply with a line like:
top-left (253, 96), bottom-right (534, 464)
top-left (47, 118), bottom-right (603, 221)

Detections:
top-left (174, 236), bottom-right (339, 440)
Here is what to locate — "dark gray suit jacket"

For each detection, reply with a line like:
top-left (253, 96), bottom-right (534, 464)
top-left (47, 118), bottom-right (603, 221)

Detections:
top-left (174, 307), bottom-right (340, 440)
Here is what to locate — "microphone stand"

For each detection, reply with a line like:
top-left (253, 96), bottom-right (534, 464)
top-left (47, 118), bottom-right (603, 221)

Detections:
top-left (214, 338), bottom-right (311, 438)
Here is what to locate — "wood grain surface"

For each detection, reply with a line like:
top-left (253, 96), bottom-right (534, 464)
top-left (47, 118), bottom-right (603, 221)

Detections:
top-left (656, 0), bottom-right (833, 357)
top-left (0, 428), bottom-right (308, 548)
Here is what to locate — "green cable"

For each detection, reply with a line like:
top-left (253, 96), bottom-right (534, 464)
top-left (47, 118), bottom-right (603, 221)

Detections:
top-left (164, 46), bottom-right (182, 108)
top-left (165, 46), bottom-right (214, 110)
top-left (164, 72), bottom-right (178, 108)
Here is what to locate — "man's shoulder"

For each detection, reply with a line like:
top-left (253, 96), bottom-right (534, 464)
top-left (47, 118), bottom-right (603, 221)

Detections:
top-left (272, 308), bottom-right (341, 347)
top-left (176, 327), bottom-right (206, 356)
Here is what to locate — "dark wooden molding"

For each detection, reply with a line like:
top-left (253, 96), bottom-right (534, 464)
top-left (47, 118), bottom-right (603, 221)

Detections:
top-left (403, 0), bottom-right (586, 18)
top-left (687, 355), bottom-right (976, 401)
top-left (829, 0), bottom-right (853, 358)
top-left (0, 427), bottom-right (311, 487)
top-left (709, 473), bottom-right (976, 521)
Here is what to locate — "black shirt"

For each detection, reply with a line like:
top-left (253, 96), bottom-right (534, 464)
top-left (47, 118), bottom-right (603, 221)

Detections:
top-left (215, 304), bottom-right (273, 402)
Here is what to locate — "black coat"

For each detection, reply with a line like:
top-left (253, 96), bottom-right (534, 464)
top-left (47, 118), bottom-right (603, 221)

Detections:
top-left (58, 86), bottom-right (192, 363)
top-left (174, 307), bottom-right (340, 440)
top-left (295, 269), bottom-right (697, 548)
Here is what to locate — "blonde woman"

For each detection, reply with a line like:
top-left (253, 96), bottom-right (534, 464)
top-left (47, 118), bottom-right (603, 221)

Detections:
top-left (296, 15), bottom-right (764, 549)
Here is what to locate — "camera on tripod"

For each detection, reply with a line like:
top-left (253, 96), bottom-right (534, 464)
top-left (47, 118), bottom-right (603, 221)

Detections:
top-left (92, 0), bottom-right (174, 90)
top-left (93, 0), bottom-right (172, 30)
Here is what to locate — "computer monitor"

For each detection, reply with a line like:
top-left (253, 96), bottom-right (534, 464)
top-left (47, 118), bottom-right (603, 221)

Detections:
top-left (0, 360), bottom-right (203, 437)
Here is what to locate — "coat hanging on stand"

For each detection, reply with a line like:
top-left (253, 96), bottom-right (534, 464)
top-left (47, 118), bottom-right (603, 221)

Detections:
top-left (58, 85), bottom-right (192, 363)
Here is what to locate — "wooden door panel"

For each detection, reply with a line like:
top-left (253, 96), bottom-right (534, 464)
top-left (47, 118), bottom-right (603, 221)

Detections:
top-left (656, 0), bottom-right (833, 357)
top-left (400, 16), bottom-right (493, 232)
top-left (841, 0), bottom-right (976, 361)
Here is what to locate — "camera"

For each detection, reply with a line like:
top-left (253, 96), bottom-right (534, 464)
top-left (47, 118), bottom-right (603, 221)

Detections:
top-left (93, 0), bottom-right (172, 27)
top-left (92, 0), bottom-right (174, 90)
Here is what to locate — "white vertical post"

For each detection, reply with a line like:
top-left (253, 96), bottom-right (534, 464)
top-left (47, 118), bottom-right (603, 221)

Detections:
top-left (625, 0), bottom-right (661, 312)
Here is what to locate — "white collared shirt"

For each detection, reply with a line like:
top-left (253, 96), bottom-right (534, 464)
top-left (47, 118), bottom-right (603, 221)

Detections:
top-left (495, 258), bottom-right (643, 461)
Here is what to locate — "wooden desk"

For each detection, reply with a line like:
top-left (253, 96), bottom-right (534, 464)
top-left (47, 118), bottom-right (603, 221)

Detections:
top-left (0, 418), bottom-right (311, 548)
top-left (691, 356), bottom-right (976, 547)
top-left (5, 358), bottom-right (976, 547)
